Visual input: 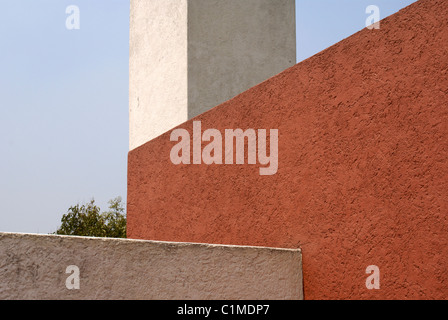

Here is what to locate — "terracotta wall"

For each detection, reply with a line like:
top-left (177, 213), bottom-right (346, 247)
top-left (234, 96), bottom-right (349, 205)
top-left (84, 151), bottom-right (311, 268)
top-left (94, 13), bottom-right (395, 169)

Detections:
top-left (127, 0), bottom-right (448, 299)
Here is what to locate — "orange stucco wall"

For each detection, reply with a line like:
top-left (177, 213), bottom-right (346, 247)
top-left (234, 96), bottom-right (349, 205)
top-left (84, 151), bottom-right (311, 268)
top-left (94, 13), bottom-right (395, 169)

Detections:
top-left (127, 0), bottom-right (448, 299)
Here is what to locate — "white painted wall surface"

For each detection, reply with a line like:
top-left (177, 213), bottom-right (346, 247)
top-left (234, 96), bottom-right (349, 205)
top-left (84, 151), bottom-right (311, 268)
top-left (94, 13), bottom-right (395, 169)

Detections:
top-left (129, 0), bottom-right (296, 150)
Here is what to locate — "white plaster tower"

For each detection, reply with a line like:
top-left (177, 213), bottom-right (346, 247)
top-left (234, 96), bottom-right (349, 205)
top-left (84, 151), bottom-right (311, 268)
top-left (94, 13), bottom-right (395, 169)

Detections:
top-left (129, 0), bottom-right (296, 150)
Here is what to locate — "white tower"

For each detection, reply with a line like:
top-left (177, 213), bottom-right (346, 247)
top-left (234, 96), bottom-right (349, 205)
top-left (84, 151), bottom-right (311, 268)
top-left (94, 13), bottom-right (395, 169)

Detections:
top-left (129, 0), bottom-right (296, 150)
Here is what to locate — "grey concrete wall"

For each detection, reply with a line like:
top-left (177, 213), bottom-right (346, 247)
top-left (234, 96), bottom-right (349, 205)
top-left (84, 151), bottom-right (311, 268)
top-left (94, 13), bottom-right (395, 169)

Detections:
top-left (0, 233), bottom-right (303, 300)
top-left (129, 0), bottom-right (296, 150)
top-left (188, 0), bottom-right (296, 119)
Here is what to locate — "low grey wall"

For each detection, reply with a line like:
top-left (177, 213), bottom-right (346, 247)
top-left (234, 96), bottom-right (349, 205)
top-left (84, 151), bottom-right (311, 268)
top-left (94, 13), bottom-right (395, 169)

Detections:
top-left (0, 232), bottom-right (302, 300)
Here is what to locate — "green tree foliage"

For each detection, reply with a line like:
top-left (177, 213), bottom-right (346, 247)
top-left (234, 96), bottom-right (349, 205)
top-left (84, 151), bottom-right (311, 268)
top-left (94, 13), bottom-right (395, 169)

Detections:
top-left (55, 197), bottom-right (126, 238)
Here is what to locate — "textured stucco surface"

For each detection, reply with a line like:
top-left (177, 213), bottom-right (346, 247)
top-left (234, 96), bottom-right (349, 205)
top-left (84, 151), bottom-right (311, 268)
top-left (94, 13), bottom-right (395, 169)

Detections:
top-left (188, 0), bottom-right (296, 119)
top-left (129, 0), bottom-right (296, 150)
top-left (128, 0), bottom-right (448, 299)
top-left (0, 232), bottom-right (303, 300)
top-left (129, 0), bottom-right (188, 151)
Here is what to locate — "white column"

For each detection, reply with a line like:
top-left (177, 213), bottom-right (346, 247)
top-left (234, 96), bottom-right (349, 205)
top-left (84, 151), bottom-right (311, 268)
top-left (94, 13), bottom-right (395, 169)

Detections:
top-left (130, 0), bottom-right (296, 150)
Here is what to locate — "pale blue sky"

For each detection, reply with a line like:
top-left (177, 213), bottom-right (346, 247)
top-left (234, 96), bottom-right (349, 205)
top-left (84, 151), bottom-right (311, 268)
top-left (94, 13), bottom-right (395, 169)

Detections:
top-left (0, 0), bottom-right (417, 234)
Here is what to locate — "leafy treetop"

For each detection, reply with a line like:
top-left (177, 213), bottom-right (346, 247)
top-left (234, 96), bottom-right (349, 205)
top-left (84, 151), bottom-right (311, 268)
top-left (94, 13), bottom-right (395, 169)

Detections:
top-left (55, 197), bottom-right (126, 238)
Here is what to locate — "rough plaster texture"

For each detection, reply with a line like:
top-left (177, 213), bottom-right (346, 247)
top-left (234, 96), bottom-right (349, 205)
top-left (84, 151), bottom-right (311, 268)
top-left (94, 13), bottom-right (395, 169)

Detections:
top-left (129, 0), bottom-right (188, 151)
top-left (0, 232), bottom-right (303, 300)
top-left (129, 0), bottom-right (296, 150)
top-left (128, 0), bottom-right (448, 299)
top-left (187, 0), bottom-right (296, 119)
